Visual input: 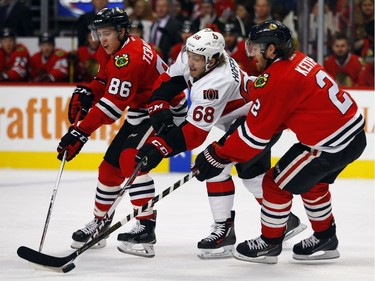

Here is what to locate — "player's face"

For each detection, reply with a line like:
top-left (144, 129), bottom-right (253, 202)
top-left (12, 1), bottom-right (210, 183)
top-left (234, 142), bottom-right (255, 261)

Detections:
top-left (332, 39), bottom-right (349, 57)
top-left (0, 37), bottom-right (15, 55)
top-left (245, 42), bottom-right (267, 72)
top-left (187, 51), bottom-right (206, 78)
top-left (96, 27), bottom-right (121, 55)
top-left (40, 42), bottom-right (54, 58)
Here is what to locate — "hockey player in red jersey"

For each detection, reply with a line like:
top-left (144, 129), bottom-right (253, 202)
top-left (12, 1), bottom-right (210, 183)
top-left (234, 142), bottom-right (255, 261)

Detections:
top-left (0, 28), bottom-right (30, 82)
top-left (133, 28), bottom-right (306, 259)
top-left (29, 33), bottom-right (69, 82)
top-left (193, 20), bottom-right (367, 264)
top-left (56, 7), bottom-right (187, 257)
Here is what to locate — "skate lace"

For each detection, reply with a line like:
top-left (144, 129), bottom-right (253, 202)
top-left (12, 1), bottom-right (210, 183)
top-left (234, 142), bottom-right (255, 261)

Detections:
top-left (81, 219), bottom-right (99, 235)
top-left (301, 235), bottom-right (320, 248)
top-left (246, 237), bottom-right (268, 250)
top-left (205, 223), bottom-right (225, 241)
top-left (129, 221), bottom-right (146, 234)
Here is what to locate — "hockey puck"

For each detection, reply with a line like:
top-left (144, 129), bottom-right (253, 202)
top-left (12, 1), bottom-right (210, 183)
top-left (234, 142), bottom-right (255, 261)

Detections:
top-left (62, 263), bottom-right (75, 273)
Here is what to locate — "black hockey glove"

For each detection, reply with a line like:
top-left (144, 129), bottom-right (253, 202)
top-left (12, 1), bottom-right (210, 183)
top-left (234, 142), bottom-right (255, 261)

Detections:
top-left (218, 116), bottom-right (246, 145)
top-left (193, 142), bottom-right (231, 182)
top-left (68, 86), bottom-right (94, 124)
top-left (57, 126), bottom-right (89, 161)
top-left (147, 100), bottom-right (176, 134)
top-left (135, 136), bottom-right (173, 172)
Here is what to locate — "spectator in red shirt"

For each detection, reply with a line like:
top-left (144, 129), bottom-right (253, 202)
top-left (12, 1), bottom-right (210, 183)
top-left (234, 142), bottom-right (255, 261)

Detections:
top-left (222, 23), bottom-right (261, 76)
top-left (324, 33), bottom-right (364, 87)
top-left (29, 32), bottom-right (69, 82)
top-left (0, 27), bottom-right (29, 82)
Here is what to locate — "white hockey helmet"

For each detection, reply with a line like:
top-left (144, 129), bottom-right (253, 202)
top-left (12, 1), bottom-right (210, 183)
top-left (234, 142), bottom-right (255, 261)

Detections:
top-left (186, 28), bottom-right (225, 64)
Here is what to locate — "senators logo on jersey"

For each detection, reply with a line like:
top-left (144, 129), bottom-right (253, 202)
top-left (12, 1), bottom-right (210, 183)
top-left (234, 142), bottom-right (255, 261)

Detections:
top-left (203, 89), bottom-right (219, 100)
top-left (254, 73), bottom-right (269, 88)
top-left (114, 54), bottom-right (130, 68)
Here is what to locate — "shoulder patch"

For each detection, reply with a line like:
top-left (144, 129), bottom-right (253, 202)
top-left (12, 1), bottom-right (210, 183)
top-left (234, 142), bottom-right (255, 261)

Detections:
top-left (16, 46), bottom-right (25, 53)
top-left (254, 73), bottom-right (269, 88)
top-left (114, 54), bottom-right (130, 68)
top-left (203, 89), bottom-right (219, 100)
top-left (55, 50), bottom-right (65, 57)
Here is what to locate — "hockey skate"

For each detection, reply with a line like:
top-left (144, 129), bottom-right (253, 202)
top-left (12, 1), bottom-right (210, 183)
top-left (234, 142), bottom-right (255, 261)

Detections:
top-left (71, 217), bottom-right (112, 249)
top-left (293, 234), bottom-right (340, 261)
top-left (117, 213), bottom-right (156, 258)
top-left (284, 212), bottom-right (307, 242)
top-left (233, 236), bottom-right (282, 264)
top-left (197, 211), bottom-right (236, 259)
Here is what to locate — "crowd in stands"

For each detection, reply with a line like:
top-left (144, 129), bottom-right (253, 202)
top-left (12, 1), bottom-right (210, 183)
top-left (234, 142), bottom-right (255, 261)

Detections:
top-left (0, 0), bottom-right (373, 87)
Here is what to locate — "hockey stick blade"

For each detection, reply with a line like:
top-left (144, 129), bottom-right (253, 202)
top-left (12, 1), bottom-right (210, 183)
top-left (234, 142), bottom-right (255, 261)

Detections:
top-left (17, 171), bottom-right (197, 272)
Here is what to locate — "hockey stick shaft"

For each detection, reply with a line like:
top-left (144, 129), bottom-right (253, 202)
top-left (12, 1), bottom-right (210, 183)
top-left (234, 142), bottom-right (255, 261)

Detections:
top-left (17, 171), bottom-right (197, 269)
top-left (38, 150), bottom-right (67, 252)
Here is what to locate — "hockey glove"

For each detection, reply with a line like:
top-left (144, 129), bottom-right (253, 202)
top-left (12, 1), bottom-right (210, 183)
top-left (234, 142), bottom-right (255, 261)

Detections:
top-left (193, 142), bottom-right (231, 182)
top-left (57, 126), bottom-right (89, 161)
top-left (135, 136), bottom-right (173, 172)
top-left (148, 100), bottom-right (176, 134)
top-left (68, 86), bottom-right (94, 124)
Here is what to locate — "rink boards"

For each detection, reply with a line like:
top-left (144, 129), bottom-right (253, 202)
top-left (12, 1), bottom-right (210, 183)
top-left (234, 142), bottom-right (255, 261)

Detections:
top-left (0, 85), bottom-right (373, 178)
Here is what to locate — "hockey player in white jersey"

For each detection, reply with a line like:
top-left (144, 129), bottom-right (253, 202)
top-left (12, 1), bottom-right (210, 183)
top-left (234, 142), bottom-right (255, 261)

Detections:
top-left (129, 28), bottom-right (306, 259)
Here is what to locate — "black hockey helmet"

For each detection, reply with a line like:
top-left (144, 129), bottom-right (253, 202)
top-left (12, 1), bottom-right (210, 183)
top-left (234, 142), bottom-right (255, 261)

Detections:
top-left (246, 20), bottom-right (293, 60)
top-left (0, 27), bottom-right (15, 39)
top-left (89, 7), bottom-right (131, 32)
top-left (39, 32), bottom-right (55, 45)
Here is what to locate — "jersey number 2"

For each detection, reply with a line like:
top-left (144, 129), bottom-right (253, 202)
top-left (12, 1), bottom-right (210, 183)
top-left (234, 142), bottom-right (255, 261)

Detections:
top-left (316, 70), bottom-right (353, 114)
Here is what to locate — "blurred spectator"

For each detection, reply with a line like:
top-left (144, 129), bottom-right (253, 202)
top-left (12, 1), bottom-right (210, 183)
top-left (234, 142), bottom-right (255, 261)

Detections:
top-left (29, 33), bottom-right (69, 83)
top-left (169, 20), bottom-right (195, 63)
top-left (253, 0), bottom-right (272, 24)
top-left (232, 2), bottom-right (254, 38)
top-left (150, 0), bottom-right (182, 63)
top-left (353, 0), bottom-right (374, 58)
top-left (222, 23), bottom-right (260, 76)
top-left (191, 0), bottom-right (224, 32)
top-left (0, 27), bottom-right (29, 82)
top-left (171, 0), bottom-right (189, 26)
top-left (357, 60), bottom-right (374, 88)
top-left (128, 0), bottom-right (155, 43)
top-left (123, 0), bottom-right (138, 16)
top-left (73, 31), bottom-right (100, 83)
top-left (76, 0), bottom-right (109, 47)
top-left (0, 0), bottom-right (34, 36)
top-left (324, 33), bottom-right (364, 87)
top-left (214, 0), bottom-right (235, 23)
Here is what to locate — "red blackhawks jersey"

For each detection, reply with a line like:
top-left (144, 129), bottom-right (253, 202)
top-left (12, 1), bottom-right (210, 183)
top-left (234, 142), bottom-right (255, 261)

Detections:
top-left (76, 45), bottom-right (99, 82)
top-left (218, 51), bottom-right (365, 163)
top-left (0, 43), bottom-right (30, 81)
top-left (29, 48), bottom-right (69, 82)
top-left (79, 36), bottom-right (177, 135)
top-left (323, 53), bottom-right (364, 87)
top-left (165, 50), bottom-right (253, 150)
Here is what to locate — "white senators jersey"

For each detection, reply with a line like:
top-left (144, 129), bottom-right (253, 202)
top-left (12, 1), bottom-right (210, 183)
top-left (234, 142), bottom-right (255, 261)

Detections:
top-left (169, 50), bottom-right (252, 135)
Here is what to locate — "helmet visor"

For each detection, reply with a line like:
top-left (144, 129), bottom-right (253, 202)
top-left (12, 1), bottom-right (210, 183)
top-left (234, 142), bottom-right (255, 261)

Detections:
top-left (90, 27), bottom-right (118, 42)
top-left (245, 40), bottom-right (262, 57)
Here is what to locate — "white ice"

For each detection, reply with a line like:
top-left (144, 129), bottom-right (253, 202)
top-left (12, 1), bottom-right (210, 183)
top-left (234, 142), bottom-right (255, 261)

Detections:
top-left (0, 169), bottom-right (374, 281)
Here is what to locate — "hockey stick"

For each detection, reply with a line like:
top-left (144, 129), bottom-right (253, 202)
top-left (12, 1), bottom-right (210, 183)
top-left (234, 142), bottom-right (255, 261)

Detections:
top-left (38, 150), bottom-right (67, 252)
top-left (17, 170), bottom-right (197, 273)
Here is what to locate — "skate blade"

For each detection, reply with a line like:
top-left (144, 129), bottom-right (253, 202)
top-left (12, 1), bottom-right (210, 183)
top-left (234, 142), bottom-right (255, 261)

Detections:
top-left (197, 245), bottom-right (234, 260)
top-left (284, 223), bottom-right (307, 242)
top-left (233, 251), bottom-right (278, 264)
top-left (293, 249), bottom-right (340, 261)
top-left (117, 242), bottom-right (155, 258)
top-left (70, 239), bottom-right (107, 249)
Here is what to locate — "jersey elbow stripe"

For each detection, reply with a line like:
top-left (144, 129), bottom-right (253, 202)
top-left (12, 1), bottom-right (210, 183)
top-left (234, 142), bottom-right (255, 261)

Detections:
top-left (238, 122), bottom-right (269, 150)
top-left (97, 98), bottom-right (123, 120)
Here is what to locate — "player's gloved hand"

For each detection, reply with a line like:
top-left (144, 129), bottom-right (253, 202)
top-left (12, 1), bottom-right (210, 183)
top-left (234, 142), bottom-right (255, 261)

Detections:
top-left (192, 142), bottom-right (231, 181)
top-left (68, 86), bottom-right (94, 124)
top-left (0, 72), bottom-right (9, 82)
top-left (135, 136), bottom-right (172, 172)
top-left (218, 116), bottom-right (246, 145)
top-left (147, 100), bottom-right (176, 134)
top-left (57, 126), bottom-right (90, 161)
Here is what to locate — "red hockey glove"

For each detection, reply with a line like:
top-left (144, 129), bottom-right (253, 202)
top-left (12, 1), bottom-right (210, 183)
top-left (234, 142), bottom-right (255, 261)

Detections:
top-left (147, 100), bottom-right (176, 134)
top-left (135, 136), bottom-right (173, 172)
top-left (192, 142), bottom-right (231, 181)
top-left (68, 86), bottom-right (94, 124)
top-left (57, 126), bottom-right (89, 161)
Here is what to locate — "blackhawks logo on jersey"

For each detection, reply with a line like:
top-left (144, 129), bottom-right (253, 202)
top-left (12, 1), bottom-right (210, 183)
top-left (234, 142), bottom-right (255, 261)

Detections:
top-left (254, 73), bottom-right (269, 88)
top-left (114, 54), bottom-right (130, 68)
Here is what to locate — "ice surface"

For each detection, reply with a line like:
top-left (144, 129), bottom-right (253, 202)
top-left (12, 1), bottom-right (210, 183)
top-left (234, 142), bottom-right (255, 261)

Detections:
top-left (0, 169), bottom-right (374, 281)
